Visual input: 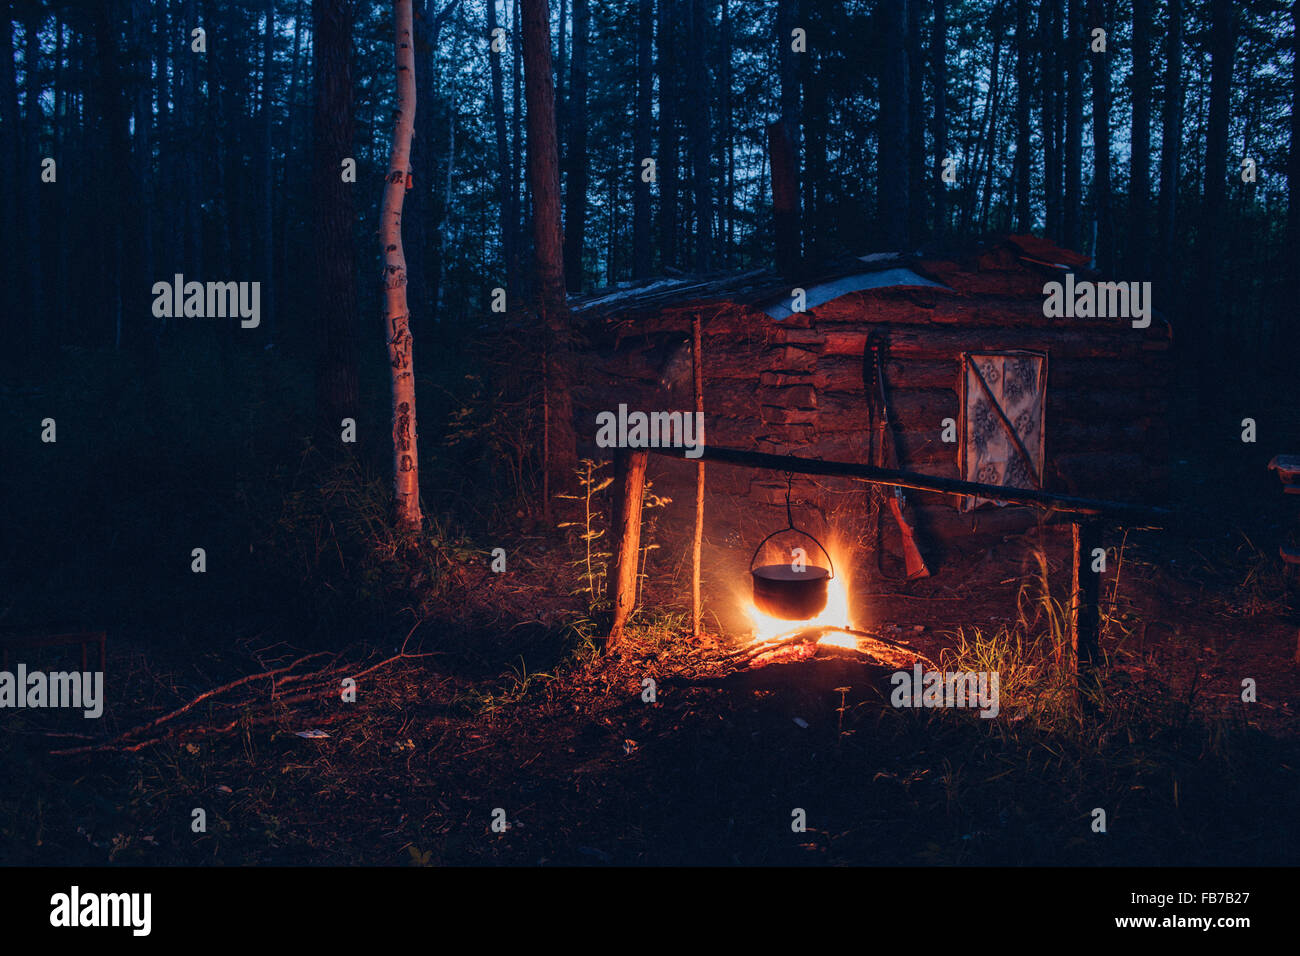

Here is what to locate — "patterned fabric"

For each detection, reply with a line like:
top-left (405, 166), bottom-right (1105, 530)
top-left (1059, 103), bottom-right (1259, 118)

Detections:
top-left (960, 352), bottom-right (1047, 511)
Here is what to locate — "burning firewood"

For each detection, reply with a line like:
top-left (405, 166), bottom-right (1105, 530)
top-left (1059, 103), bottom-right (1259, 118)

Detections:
top-left (729, 625), bottom-right (936, 671)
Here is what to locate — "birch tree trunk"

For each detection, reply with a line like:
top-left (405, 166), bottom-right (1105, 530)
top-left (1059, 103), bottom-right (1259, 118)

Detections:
top-left (381, 0), bottom-right (423, 531)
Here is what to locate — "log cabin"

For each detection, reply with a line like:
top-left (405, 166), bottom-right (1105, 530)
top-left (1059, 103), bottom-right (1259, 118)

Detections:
top-left (570, 235), bottom-right (1173, 626)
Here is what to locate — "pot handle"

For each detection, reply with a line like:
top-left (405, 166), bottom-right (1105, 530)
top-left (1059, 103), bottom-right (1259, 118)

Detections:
top-left (748, 528), bottom-right (836, 580)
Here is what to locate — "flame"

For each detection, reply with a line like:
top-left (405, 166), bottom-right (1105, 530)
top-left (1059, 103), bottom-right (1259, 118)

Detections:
top-left (742, 539), bottom-right (860, 648)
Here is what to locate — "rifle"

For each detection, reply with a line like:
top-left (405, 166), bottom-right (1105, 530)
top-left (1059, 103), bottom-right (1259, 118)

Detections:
top-left (865, 335), bottom-right (931, 580)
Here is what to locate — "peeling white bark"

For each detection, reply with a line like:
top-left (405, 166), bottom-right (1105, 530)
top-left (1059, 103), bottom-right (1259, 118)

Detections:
top-left (380, 0), bottom-right (423, 531)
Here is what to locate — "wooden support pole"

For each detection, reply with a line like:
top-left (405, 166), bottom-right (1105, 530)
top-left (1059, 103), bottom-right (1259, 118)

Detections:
top-left (643, 442), bottom-right (1171, 523)
top-left (608, 448), bottom-right (648, 648)
top-left (1070, 521), bottom-right (1102, 699)
top-left (692, 312), bottom-right (705, 639)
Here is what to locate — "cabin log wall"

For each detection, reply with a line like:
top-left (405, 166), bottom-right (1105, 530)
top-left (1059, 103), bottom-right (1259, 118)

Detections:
top-left (573, 279), bottom-right (1172, 574)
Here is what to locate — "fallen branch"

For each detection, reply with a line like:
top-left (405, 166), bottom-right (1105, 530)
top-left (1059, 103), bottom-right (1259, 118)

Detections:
top-left (92, 652), bottom-right (332, 742)
top-left (49, 649), bottom-right (438, 756)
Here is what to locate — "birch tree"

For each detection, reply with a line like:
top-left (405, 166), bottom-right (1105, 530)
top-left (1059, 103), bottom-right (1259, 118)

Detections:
top-left (380, 0), bottom-right (423, 531)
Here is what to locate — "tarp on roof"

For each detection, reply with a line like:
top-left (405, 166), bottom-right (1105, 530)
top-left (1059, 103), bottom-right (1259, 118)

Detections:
top-left (762, 267), bottom-right (947, 320)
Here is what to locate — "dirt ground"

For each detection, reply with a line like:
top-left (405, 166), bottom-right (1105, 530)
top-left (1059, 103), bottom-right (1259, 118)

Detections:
top-left (2, 368), bottom-right (1297, 867)
top-left (3, 497), bottom-right (1297, 867)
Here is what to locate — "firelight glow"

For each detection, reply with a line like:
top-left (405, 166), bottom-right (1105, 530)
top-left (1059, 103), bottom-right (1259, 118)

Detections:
top-left (743, 539), bottom-right (859, 646)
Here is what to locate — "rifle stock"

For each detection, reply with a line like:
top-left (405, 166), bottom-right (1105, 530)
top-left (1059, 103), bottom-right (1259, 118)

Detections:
top-left (888, 495), bottom-right (930, 580)
top-left (870, 340), bottom-right (931, 580)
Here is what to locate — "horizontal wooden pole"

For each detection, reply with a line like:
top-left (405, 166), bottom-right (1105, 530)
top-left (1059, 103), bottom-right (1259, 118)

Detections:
top-left (643, 443), bottom-right (1171, 522)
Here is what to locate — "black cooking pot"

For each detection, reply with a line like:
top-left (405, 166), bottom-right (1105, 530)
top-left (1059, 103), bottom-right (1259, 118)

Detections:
top-left (749, 529), bottom-right (836, 621)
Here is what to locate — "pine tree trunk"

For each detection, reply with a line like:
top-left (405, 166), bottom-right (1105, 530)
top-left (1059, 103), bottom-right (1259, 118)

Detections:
top-left (313, 0), bottom-right (360, 446)
top-left (488, 0), bottom-right (517, 293)
top-left (24, 11), bottom-right (44, 351)
top-left (1201, 0), bottom-right (1236, 363)
top-left (907, 0), bottom-right (926, 244)
top-left (279, 0), bottom-right (304, 331)
top-left (1156, 0), bottom-right (1181, 298)
top-left (513, 0), bottom-right (524, 250)
top-left (931, 0), bottom-right (948, 241)
top-left (93, 2), bottom-right (124, 350)
top-left (1128, 0), bottom-right (1151, 276)
top-left (687, 0), bottom-right (712, 272)
top-left (555, 0), bottom-right (567, 150)
top-left (183, 0), bottom-right (202, 275)
top-left (1291, 0), bottom-right (1300, 250)
top-left (878, 0), bottom-right (909, 250)
top-left (977, 10), bottom-right (1004, 234)
top-left (720, 0), bottom-right (734, 262)
top-left (1014, 0), bottom-right (1032, 232)
top-left (657, 0), bottom-right (679, 269)
top-left (968, 5), bottom-right (1002, 236)
top-left (631, 0), bottom-right (653, 278)
top-left (776, 0), bottom-right (801, 261)
top-left (1089, 0), bottom-right (1113, 273)
top-left (562, 0), bottom-right (588, 291)
top-left (801, 1), bottom-right (825, 264)
top-left (522, 0), bottom-right (578, 493)
top-left (1063, 0), bottom-right (1083, 251)
top-left (1041, 0), bottom-right (1061, 243)
top-left (1, 0), bottom-right (18, 364)
top-left (769, 120), bottom-right (799, 277)
top-left (133, 0), bottom-right (154, 345)
top-left (1287, 0), bottom-right (1299, 354)
top-left (261, 0), bottom-right (274, 342)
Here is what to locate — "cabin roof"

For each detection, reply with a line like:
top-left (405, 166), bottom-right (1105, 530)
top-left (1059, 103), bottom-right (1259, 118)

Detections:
top-left (569, 236), bottom-right (1097, 324)
top-left (761, 266), bottom-right (946, 320)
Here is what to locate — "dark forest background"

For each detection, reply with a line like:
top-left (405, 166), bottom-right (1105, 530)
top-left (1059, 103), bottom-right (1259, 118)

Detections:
top-left (1, 0), bottom-right (1297, 570)
top-left (3, 0), bottom-right (1297, 365)
top-left (3, 0), bottom-right (1299, 873)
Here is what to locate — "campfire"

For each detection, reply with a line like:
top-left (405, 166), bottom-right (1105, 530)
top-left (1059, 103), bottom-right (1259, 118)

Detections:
top-left (732, 526), bottom-right (936, 672)
top-left (743, 536), bottom-right (859, 648)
